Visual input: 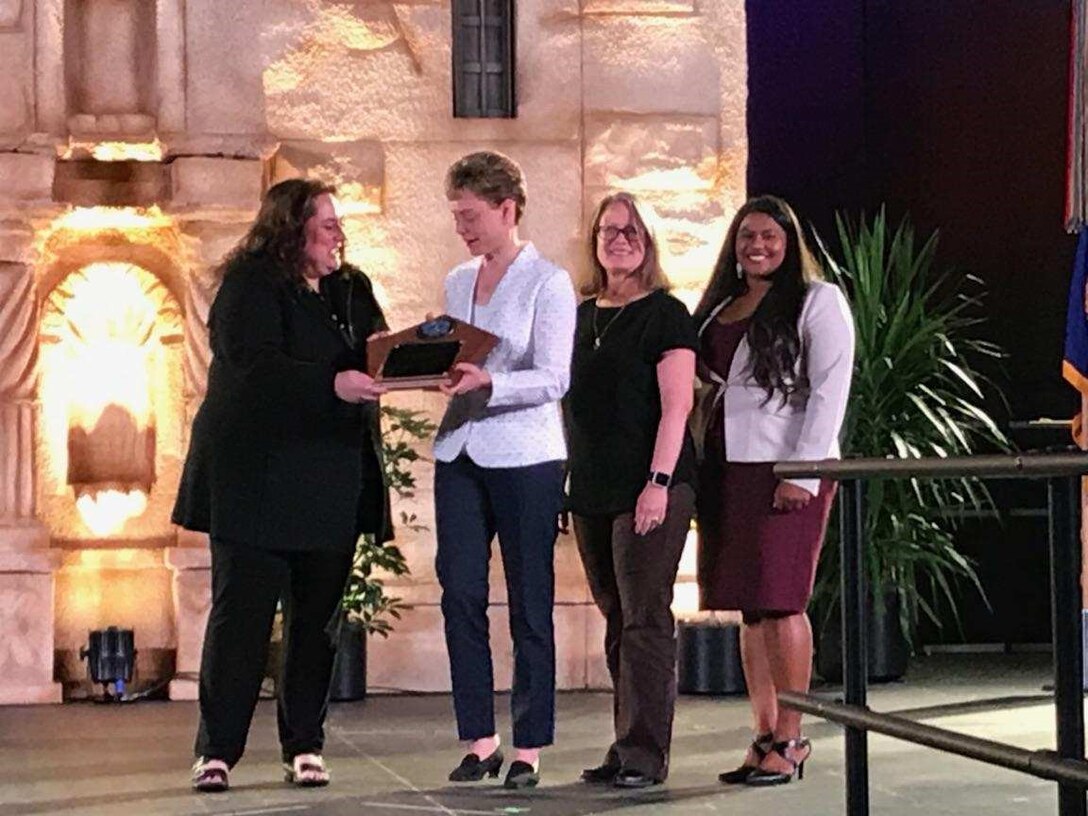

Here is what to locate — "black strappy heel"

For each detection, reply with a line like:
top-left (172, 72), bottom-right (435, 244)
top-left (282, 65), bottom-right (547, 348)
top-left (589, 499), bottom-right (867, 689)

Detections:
top-left (718, 732), bottom-right (774, 784)
top-left (745, 737), bottom-right (811, 786)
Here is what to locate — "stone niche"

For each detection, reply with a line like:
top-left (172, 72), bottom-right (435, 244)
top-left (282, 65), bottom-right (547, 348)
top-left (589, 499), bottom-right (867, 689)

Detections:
top-left (38, 260), bottom-right (184, 548)
top-left (63, 0), bottom-right (157, 138)
top-left (32, 209), bottom-right (192, 694)
top-left (32, 0), bottom-right (186, 139)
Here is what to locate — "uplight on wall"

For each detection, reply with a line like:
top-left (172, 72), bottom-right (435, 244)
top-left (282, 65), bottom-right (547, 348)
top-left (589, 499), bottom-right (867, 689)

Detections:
top-left (80, 626), bottom-right (136, 701)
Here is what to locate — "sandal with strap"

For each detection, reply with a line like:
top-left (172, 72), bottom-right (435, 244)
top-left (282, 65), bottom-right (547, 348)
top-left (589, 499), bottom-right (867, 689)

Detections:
top-left (283, 753), bottom-right (330, 788)
top-left (745, 737), bottom-right (811, 787)
top-left (191, 757), bottom-right (229, 793)
top-left (718, 732), bottom-right (774, 784)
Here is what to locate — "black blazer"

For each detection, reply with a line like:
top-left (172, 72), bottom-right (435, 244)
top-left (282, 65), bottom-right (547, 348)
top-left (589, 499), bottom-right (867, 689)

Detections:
top-left (172, 254), bottom-right (393, 552)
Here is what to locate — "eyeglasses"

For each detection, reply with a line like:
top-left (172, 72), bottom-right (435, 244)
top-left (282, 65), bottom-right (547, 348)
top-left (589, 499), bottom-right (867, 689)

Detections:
top-left (597, 224), bottom-right (643, 245)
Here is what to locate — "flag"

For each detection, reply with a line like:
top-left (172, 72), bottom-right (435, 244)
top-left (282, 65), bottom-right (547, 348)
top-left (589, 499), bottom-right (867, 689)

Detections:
top-left (1064, 230), bottom-right (1088, 397)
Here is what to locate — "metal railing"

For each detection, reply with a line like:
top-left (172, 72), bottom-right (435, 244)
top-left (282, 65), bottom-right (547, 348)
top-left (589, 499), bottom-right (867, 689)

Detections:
top-left (773, 452), bottom-right (1088, 816)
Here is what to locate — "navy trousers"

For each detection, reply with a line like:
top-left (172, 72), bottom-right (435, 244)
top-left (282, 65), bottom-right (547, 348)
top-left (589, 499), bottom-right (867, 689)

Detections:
top-left (435, 455), bottom-right (565, 749)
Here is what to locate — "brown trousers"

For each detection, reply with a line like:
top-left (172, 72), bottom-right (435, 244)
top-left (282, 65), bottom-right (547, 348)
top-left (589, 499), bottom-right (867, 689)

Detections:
top-left (573, 482), bottom-right (696, 781)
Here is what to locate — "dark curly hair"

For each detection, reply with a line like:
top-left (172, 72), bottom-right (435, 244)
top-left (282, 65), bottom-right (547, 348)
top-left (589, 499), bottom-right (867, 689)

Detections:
top-left (220, 178), bottom-right (337, 286)
top-left (695, 195), bottom-right (823, 402)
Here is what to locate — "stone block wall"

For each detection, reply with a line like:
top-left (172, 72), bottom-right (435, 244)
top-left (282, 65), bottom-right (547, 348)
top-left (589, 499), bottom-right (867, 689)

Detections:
top-left (0, 0), bottom-right (746, 701)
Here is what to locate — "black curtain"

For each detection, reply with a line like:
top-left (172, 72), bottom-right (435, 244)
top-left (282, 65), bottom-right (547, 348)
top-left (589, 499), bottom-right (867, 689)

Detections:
top-left (746, 0), bottom-right (1077, 645)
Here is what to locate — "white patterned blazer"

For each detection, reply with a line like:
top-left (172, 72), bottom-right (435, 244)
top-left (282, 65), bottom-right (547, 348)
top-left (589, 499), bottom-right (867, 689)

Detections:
top-left (433, 242), bottom-right (577, 467)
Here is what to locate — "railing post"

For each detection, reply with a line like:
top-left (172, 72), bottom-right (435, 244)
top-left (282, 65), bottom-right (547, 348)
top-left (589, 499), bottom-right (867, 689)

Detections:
top-left (1048, 475), bottom-right (1086, 816)
top-left (840, 478), bottom-right (869, 816)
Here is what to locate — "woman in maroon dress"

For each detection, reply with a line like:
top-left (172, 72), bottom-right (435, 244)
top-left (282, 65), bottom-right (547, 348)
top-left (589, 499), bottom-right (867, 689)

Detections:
top-left (694, 195), bottom-right (854, 786)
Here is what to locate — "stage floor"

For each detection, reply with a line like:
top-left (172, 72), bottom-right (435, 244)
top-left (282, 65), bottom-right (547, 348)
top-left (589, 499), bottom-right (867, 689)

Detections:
top-left (0, 652), bottom-right (1072, 816)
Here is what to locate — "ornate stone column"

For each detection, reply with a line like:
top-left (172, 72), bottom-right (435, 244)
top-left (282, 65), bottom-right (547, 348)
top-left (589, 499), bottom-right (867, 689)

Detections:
top-left (165, 251), bottom-right (220, 700)
top-left (0, 263), bottom-right (39, 528)
top-left (165, 534), bottom-right (210, 701)
top-left (0, 261), bottom-right (61, 703)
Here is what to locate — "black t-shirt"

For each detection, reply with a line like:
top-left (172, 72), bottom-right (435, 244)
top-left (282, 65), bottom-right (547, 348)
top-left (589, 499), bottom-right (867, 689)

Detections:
top-left (563, 289), bottom-right (699, 516)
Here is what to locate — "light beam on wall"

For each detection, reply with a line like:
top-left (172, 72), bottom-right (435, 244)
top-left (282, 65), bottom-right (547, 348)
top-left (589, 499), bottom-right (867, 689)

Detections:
top-left (39, 255), bottom-right (182, 538)
top-left (61, 139), bottom-right (165, 163)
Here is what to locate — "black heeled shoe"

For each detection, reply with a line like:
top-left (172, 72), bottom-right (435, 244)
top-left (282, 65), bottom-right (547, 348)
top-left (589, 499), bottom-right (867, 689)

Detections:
top-left (580, 762), bottom-right (620, 784)
top-left (718, 732), bottom-right (773, 784)
top-left (504, 760), bottom-right (539, 789)
top-left (745, 738), bottom-right (811, 787)
top-left (448, 748), bottom-right (504, 782)
top-left (612, 768), bottom-right (663, 788)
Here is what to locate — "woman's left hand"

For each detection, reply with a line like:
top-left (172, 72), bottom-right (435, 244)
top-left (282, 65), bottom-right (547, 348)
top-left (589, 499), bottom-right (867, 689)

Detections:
top-left (440, 362), bottom-right (492, 396)
top-left (773, 481), bottom-right (813, 512)
top-left (634, 483), bottom-right (669, 536)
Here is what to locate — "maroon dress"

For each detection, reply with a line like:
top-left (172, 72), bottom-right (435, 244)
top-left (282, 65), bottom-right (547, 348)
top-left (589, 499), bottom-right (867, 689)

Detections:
top-left (696, 318), bottom-right (836, 614)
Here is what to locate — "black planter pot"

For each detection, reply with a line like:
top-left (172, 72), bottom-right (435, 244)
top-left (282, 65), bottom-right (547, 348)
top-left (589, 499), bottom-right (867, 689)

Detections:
top-left (329, 620), bottom-right (367, 702)
top-left (677, 620), bottom-right (747, 695)
top-left (815, 590), bottom-right (910, 683)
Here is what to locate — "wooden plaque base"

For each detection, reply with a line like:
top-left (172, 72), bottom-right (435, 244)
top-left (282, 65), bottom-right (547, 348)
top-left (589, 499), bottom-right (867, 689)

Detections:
top-left (366, 315), bottom-right (498, 390)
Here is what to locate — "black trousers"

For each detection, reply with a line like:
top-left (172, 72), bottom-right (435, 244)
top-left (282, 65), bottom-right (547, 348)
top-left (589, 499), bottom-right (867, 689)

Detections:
top-left (572, 482), bottom-right (696, 781)
top-left (195, 539), bottom-right (352, 767)
top-left (435, 455), bottom-right (565, 749)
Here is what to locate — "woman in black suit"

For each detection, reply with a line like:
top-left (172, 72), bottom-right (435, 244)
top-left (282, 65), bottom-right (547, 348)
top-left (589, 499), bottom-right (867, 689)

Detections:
top-left (174, 178), bottom-right (392, 793)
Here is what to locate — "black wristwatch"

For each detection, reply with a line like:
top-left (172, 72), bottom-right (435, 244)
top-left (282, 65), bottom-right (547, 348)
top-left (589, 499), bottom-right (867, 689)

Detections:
top-left (647, 471), bottom-right (672, 488)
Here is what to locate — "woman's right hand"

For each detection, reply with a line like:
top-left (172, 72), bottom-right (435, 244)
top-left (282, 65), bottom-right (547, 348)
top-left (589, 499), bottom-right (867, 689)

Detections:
top-left (334, 370), bottom-right (388, 403)
top-left (773, 480), bottom-right (813, 512)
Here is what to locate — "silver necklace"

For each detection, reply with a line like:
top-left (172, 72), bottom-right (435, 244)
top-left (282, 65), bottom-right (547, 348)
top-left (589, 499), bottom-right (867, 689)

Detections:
top-left (591, 299), bottom-right (629, 349)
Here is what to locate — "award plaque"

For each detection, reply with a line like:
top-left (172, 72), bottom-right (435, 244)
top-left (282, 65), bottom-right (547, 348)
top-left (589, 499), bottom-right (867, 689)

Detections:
top-left (367, 315), bottom-right (499, 390)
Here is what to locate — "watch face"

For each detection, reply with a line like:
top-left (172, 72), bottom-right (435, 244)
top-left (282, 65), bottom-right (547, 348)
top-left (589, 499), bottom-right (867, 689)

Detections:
top-left (417, 316), bottom-right (456, 340)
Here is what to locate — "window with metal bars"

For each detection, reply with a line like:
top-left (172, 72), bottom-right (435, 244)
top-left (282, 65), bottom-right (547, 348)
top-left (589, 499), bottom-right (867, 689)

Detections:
top-left (451, 0), bottom-right (516, 118)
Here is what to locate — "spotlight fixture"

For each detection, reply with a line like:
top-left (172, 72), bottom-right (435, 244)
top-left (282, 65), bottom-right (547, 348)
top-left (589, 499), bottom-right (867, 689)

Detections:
top-left (80, 626), bottom-right (136, 701)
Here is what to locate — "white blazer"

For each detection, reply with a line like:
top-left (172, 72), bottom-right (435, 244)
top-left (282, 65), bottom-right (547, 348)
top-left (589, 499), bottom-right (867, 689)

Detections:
top-left (698, 280), bottom-right (855, 496)
top-left (433, 242), bottom-right (577, 468)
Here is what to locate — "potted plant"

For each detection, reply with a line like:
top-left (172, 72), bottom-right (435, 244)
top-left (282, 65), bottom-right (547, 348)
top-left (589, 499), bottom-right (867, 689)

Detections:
top-left (329, 404), bottom-right (436, 701)
top-left (811, 209), bottom-right (1009, 682)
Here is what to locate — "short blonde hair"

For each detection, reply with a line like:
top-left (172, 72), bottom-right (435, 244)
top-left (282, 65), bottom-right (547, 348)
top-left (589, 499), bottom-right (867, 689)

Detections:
top-left (444, 151), bottom-right (527, 223)
top-left (582, 192), bottom-right (671, 297)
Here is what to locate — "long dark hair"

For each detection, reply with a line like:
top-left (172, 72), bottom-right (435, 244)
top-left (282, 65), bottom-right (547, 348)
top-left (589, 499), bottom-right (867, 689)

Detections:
top-left (220, 178), bottom-right (337, 286)
top-left (694, 195), bottom-right (823, 400)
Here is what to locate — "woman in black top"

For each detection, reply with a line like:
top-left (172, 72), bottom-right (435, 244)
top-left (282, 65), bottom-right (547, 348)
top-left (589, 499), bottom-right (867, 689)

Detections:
top-left (564, 192), bottom-right (698, 788)
top-left (174, 179), bottom-right (392, 792)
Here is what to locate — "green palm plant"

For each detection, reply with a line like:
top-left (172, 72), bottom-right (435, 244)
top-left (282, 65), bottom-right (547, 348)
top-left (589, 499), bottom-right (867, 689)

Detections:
top-left (812, 208), bottom-right (1010, 645)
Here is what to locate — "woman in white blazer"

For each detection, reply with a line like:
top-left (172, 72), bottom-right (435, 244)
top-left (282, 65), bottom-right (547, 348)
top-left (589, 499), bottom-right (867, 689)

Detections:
top-left (693, 195), bottom-right (854, 787)
top-left (433, 151), bottom-right (576, 791)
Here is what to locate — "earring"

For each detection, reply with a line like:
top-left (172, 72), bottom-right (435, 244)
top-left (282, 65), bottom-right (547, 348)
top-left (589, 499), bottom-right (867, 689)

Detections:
top-left (735, 261), bottom-right (744, 279)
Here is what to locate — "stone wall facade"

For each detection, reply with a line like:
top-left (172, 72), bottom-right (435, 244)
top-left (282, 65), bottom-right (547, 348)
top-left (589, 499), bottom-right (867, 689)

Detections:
top-left (0, 0), bottom-right (746, 701)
